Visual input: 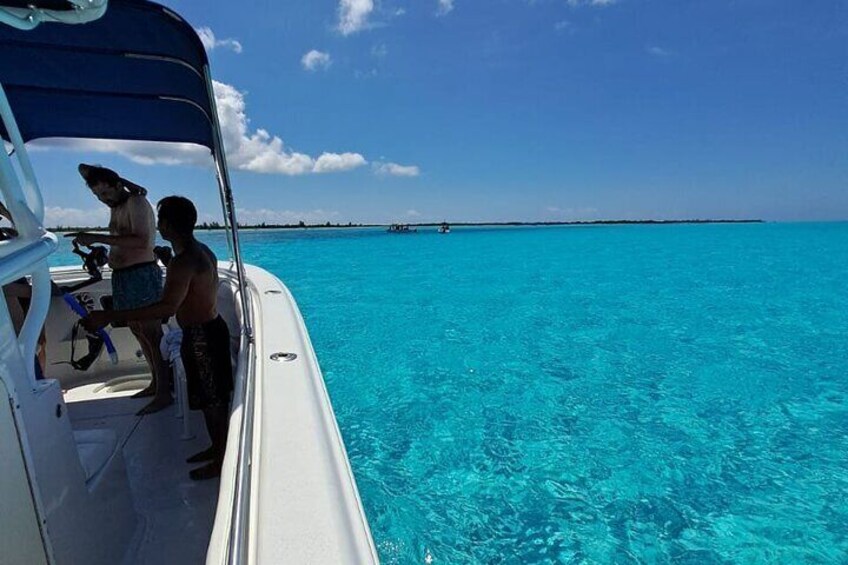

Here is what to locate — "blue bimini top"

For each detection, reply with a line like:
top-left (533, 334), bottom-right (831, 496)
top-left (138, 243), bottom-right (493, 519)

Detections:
top-left (0, 0), bottom-right (216, 150)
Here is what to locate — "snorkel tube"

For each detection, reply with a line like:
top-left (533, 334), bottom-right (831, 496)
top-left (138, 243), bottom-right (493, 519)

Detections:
top-left (58, 241), bottom-right (118, 364)
top-left (61, 292), bottom-right (118, 365)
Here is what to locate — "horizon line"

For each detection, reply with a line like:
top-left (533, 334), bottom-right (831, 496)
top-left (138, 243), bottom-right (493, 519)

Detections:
top-left (47, 218), bottom-right (769, 231)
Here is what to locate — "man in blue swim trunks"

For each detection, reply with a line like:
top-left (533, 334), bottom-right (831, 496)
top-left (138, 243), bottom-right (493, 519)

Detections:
top-left (67, 164), bottom-right (169, 414)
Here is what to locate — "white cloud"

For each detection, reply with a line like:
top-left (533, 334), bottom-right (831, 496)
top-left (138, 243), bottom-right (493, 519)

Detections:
top-left (354, 68), bottom-right (379, 79)
top-left (647, 46), bottom-right (672, 57)
top-left (195, 27), bottom-right (243, 54)
top-left (337, 0), bottom-right (374, 35)
top-left (235, 208), bottom-right (340, 226)
top-left (32, 81), bottom-right (367, 176)
top-left (371, 43), bottom-right (388, 58)
top-left (313, 152), bottom-right (367, 173)
top-left (374, 162), bottom-right (420, 177)
top-left (302, 50), bottom-right (332, 71)
top-left (44, 206), bottom-right (109, 228)
top-left (545, 206), bottom-right (599, 220)
top-left (554, 20), bottom-right (574, 33)
top-left (437, 0), bottom-right (455, 16)
top-left (405, 209), bottom-right (421, 217)
top-left (32, 137), bottom-right (212, 167)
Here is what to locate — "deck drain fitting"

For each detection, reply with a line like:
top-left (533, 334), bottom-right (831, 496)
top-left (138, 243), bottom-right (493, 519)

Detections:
top-left (270, 352), bottom-right (297, 362)
top-left (265, 289), bottom-right (283, 295)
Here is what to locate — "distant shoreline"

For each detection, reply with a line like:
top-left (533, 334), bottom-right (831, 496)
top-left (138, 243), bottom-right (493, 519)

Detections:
top-left (50, 219), bottom-right (764, 232)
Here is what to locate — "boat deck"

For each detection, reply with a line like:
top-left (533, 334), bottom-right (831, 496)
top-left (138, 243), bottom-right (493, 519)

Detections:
top-left (65, 381), bottom-right (218, 565)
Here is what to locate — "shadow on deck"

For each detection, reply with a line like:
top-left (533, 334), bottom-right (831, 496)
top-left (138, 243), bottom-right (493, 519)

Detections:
top-left (66, 389), bottom-right (219, 564)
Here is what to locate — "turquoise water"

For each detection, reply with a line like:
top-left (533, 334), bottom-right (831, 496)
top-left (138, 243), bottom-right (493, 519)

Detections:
top-left (52, 223), bottom-right (848, 563)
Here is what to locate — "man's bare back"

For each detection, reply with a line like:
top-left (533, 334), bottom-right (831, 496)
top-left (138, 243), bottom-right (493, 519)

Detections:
top-left (170, 240), bottom-right (219, 327)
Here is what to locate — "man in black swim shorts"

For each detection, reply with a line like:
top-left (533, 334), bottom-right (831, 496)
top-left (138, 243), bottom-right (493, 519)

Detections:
top-left (83, 196), bottom-right (232, 480)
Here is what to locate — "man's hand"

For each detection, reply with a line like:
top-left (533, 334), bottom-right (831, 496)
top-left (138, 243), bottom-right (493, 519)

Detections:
top-left (65, 232), bottom-right (100, 247)
top-left (81, 310), bottom-right (110, 332)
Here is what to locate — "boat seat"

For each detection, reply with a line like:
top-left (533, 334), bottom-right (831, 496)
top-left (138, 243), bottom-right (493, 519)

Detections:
top-left (73, 428), bottom-right (117, 483)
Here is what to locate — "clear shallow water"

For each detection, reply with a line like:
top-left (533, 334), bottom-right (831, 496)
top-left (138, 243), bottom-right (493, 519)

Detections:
top-left (52, 223), bottom-right (848, 563)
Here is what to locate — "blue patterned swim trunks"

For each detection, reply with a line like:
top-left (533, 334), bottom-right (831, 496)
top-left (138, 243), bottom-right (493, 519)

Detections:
top-left (111, 261), bottom-right (162, 310)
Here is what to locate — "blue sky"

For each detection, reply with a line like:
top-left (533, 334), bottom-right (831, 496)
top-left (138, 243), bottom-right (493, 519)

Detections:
top-left (27, 0), bottom-right (848, 226)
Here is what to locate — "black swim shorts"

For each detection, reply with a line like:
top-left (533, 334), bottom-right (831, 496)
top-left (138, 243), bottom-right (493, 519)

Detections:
top-left (181, 315), bottom-right (233, 410)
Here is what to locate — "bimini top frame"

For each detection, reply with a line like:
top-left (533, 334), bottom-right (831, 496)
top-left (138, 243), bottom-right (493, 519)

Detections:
top-left (0, 4), bottom-right (255, 563)
top-left (0, 1), bottom-right (108, 30)
top-left (0, 0), bottom-right (252, 339)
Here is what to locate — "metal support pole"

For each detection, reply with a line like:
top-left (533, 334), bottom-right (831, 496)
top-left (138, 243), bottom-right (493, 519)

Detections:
top-left (203, 67), bottom-right (252, 341)
top-left (0, 82), bottom-right (41, 238)
top-left (175, 357), bottom-right (193, 440)
top-left (0, 81), bottom-right (56, 385)
top-left (215, 168), bottom-right (234, 260)
top-left (18, 262), bottom-right (50, 382)
top-left (0, 87), bottom-right (43, 224)
top-left (203, 66), bottom-right (257, 565)
top-left (200, 73), bottom-right (234, 261)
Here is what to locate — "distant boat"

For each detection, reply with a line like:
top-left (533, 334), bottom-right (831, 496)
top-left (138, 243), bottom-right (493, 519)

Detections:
top-left (438, 222), bottom-right (450, 234)
top-left (388, 223), bottom-right (417, 233)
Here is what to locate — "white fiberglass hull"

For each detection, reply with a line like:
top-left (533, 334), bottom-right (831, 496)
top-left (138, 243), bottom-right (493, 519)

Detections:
top-left (209, 263), bottom-right (378, 564)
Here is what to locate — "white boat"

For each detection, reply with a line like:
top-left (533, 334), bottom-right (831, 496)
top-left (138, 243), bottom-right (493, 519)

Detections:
top-left (0, 2), bottom-right (378, 564)
top-left (387, 223), bottom-right (417, 233)
top-left (438, 223), bottom-right (450, 234)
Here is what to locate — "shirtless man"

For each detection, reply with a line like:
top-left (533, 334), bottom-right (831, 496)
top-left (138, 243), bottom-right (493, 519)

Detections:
top-left (83, 196), bottom-right (233, 480)
top-left (67, 164), bottom-right (168, 414)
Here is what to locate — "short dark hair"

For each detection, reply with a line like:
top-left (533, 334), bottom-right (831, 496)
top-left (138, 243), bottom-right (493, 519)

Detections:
top-left (80, 164), bottom-right (121, 188)
top-left (157, 196), bottom-right (197, 235)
